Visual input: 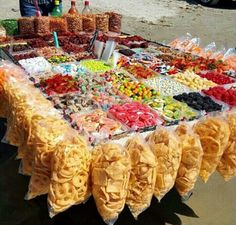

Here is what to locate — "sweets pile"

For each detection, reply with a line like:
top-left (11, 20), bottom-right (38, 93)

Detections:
top-left (0, 26), bottom-right (236, 225)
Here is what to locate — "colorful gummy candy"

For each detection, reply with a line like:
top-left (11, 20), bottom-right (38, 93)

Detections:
top-left (124, 64), bottom-right (157, 79)
top-left (197, 71), bottom-right (235, 85)
top-left (202, 86), bottom-right (236, 107)
top-left (144, 76), bottom-right (190, 96)
top-left (171, 70), bottom-right (217, 90)
top-left (80, 60), bottom-right (112, 73)
top-left (70, 109), bottom-right (123, 137)
top-left (108, 102), bottom-right (163, 129)
top-left (145, 96), bottom-right (197, 121)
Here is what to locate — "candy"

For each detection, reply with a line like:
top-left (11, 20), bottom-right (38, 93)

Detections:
top-left (174, 92), bottom-right (222, 112)
top-left (39, 74), bottom-right (88, 96)
top-left (197, 71), bottom-right (235, 85)
top-left (36, 47), bottom-right (64, 59)
top-left (52, 94), bottom-right (96, 116)
top-left (144, 76), bottom-right (190, 96)
top-left (18, 57), bottom-right (52, 74)
top-left (124, 64), bottom-right (157, 79)
top-left (202, 86), bottom-right (236, 106)
top-left (108, 102), bottom-right (163, 129)
top-left (71, 109), bottom-right (123, 138)
top-left (171, 70), bottom-right (217, 90)
top-left (48, 55), bottom-right (75, 64)
top-left (145, 96), bottom-right (197, 122)
top-left (80, 60), bottom-right (112, 73)
top-left (52, 63), bottom-right (87, 77)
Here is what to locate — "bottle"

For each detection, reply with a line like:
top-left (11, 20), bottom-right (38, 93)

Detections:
top-left (51, 0), bottom-right (62, 17)
top-left (68, 0), bottom-right (79, 15)
top-left (82, 1), bottom-right (92, 15)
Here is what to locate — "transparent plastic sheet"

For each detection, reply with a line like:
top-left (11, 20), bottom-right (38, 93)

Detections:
top-left (146, 127), bottom-right (182, 201)
top-left (175, 123), bottom-right (203, 197)
top-left (91, 142), bottom-right (131, 225)
top-left (193, 115), bottom-right (230, 182)
top-left (125, 135), bottom-right (156, 219)
top-left (48, 131), bottom-right (91, 217)
top-left (217, 111), bottom-right (236, 181)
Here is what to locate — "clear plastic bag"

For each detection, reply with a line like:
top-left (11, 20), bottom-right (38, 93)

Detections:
top-left (146, 127), bottom-right (182, 201)
top-left (91, 143), bottom-right (130, 225)
top-left (48, 131), bottom-right (91, 217)
top-left (175, 123), bottom-right (203, 197)
top-left (82, 15), bottom-right (96, 32)
top-left (125, 135), bottom-right (156, 219)
top-left (18, 17), bottom-right (35, 36)
top-left (217, 112), bottom-right (236, 181)
top-left (193, 116), bottom-right (230, 182)
top-left (35, 16), bottom-right (50, 35)
top-left (64, 14), bottom-right (83, 33)
top-left (25, 117), bottom-right (71, 200)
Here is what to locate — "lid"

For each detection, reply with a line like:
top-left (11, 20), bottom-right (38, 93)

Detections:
top-left (55, 0), bottom-right (60, 5)
top-left (84, 1), bottom-right (89, 6)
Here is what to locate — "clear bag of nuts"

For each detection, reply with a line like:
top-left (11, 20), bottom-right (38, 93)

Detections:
top-left (18, 17), bottom-right (35, 35)
top-left (35, 16), bottom-right (50, 35)
top-left (106, 12), bottom-right (122, 33)
top-left (146, 127), bottom-right (182, 200)
top-left (64, 14), bottom-right (83, 33)
top-left (82, 14), bottom-right (96, 32)
top-left (91, 142), bottom-right (131, 225)
top-left (96, 14), bottom-right (109, 33)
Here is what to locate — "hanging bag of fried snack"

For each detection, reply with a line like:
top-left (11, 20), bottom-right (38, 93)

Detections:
top-left (48, 130), bottom-right (91, 217)
top-left (146, 127), bottom-right (182, 201)
top-left (194, 115), bottom-right (230, 182)
top-left (25, 116), bottom-right (71, 200)
top-left (125, 135), bottom-right (156, 219)
top-left (175, 123), bottom-right (203, 197)
top-left (91, 143), bottom-right (131, 225)
top-left (217, 111), bottom-right (236, 181)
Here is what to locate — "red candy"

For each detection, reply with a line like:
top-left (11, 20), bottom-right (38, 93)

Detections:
top-left (198, 71), bottom-right (235, 85)
top-left (203, 86), bottom-right (236, 106)
top-left (40, 74), bottom-right (80, 96)
top-left (108, 102), bottom-right (163, 129)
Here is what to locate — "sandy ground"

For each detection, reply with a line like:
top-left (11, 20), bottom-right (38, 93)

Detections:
top-left (0, 1), bottom-right (236, 225)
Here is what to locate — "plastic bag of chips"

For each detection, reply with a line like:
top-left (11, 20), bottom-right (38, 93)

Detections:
top-left (175, 124), bottom-right (203, 197)
top-left (91, 143), bottom-right (130, 225)
top-left (217, 112), bottom-right (236, 181)
top-left (50, 17), bottom-right (68, 34)
top-left (147, 127), bottom-right (182, 200)
top-left (106, 12), bottom-right (122, 33)
top-left (194, 116), bottom-right (230, 182)
top-left (125, 135), bottom-right (156, 218)
top-left (48, 131), bottom-right (91, 217)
